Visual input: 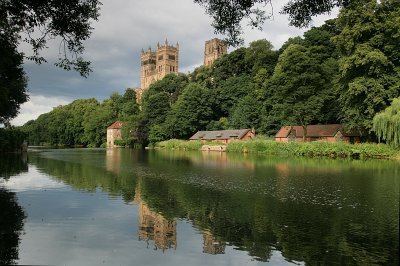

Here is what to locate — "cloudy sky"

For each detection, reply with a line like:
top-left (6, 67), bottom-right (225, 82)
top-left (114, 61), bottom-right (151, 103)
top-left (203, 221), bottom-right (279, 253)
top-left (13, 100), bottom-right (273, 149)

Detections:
top-left (11, 0), bottom-right (336, 126)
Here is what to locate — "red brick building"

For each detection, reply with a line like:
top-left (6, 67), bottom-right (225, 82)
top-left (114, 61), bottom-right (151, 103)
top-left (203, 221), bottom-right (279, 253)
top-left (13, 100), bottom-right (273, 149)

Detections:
top-left (190, 129), bottom-right (255, 144)
top-left (275, 124), bottom-right (361, 143)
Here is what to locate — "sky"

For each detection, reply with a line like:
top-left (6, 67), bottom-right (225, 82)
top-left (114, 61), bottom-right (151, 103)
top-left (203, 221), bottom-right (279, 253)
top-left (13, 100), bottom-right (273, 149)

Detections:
top-left (11, 0), bottom-right (337, 126)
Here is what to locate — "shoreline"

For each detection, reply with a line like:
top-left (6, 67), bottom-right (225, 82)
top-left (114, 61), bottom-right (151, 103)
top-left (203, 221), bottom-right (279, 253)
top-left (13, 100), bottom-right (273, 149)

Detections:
top-left (154, 139), bottom-right (400, 160)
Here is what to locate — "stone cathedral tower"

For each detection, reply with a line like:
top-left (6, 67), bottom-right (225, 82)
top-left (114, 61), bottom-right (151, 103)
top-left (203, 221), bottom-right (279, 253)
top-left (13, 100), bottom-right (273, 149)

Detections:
top-left (140, 39), bottom-right (179, 91)
top-left (204, 38), bottom-right (227, 66)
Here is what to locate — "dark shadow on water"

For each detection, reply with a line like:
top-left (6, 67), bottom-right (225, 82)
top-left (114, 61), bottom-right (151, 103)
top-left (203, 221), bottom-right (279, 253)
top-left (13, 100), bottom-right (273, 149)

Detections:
top-left (0, 154), bottom-right (27, 265)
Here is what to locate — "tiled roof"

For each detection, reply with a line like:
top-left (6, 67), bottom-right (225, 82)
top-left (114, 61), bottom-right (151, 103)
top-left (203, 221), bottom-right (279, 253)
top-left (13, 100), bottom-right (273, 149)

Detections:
top-left (190, 129), bottom-right (251, 140)
top-left (275, 124), bottom-right (361, 138)
top-left (107, 121), bottom-right (123, 129)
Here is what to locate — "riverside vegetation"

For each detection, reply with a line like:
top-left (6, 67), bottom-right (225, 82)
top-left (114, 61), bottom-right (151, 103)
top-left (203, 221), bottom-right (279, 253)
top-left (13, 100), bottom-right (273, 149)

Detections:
top-left (17, 1), bottom-right (400, 153)
top-left (155, 138), bottom-right (400, 159)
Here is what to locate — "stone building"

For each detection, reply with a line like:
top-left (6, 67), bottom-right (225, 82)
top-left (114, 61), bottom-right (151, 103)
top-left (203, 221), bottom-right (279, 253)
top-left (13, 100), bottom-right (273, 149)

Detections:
top-left (204, 38), bottom-right (227, 66)
top-left (136, 39), bottom-right (179, 103)
top-left (106, 121), bottom-right (123, 148)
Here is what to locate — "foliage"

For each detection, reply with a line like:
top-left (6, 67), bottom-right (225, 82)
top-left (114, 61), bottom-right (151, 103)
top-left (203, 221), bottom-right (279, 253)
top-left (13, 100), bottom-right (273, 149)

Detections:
top-left (0, 128), bottom-right (26, 153)
top-left (373, 97), bottom-right (400, 148)
top-left (148, 124), bottom-right (166, 144)
top-left (21, 89), bottom-right (139, 147)
top-left (163, 83), bottom-right (213, 139)
top-left (0, 37), bottom-right (28, 125)
top-left (0, 0), bottom-right (101, 76)
top-left (267, 43), bottom-right (337, 138)
top-left (226, 139), bottom-right (399, 159)
top-left (155, 139), bottom-right (205, 151)
top-left (195, 0), bottom-right (351, 46)
top-left (333, 0), bottom-right (400, 131)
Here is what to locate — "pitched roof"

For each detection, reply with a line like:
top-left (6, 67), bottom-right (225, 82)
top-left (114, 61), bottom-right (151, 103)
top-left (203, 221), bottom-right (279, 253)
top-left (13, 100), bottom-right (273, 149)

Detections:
top-left (190, 129), bottom-right (251, 140)
top-left (275, 124), bottom-right (361, 138)
top-left (107, 121), bottom-right (123, 129)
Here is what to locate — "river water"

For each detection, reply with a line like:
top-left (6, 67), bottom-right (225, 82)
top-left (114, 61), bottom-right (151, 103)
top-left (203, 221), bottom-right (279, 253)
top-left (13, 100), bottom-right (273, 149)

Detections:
top-left (0, 148), bottom-right (398, 265)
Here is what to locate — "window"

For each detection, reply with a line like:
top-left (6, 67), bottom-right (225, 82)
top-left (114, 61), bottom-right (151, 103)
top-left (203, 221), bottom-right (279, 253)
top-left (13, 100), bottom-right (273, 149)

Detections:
top-left (158, 55), bottom-right (163, 60)
top-left (168, 54), bottom-right (175, 60)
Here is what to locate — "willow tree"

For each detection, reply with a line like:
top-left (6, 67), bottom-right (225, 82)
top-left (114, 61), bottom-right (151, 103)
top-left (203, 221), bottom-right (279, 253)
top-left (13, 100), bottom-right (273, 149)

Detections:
top-left (373, 98), bottom-right (400, 148)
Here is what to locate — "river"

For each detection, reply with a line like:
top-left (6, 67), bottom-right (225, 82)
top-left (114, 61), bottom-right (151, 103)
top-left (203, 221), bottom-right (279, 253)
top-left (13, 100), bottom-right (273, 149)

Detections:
top-left (0, 148), bottom-right (398, 265)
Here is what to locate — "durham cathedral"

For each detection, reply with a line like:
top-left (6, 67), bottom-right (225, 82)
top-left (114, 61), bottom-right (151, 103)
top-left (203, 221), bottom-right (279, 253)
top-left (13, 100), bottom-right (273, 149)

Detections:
top-left (136, 38), bottom-right (227, 103)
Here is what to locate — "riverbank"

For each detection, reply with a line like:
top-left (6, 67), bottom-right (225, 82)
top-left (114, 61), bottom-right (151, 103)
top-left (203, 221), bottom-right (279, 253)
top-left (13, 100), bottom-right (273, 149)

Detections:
top-left (155, 139), bottom-right (400, 159)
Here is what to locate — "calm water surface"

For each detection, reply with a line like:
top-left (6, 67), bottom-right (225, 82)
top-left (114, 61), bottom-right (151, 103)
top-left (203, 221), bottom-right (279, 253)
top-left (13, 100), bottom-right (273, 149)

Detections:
top-left (0, 148), bottom-right (398, 265)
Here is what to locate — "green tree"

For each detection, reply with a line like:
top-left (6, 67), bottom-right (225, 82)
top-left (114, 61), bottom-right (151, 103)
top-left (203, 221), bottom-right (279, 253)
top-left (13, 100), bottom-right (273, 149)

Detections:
top-left (268, 44), bottom-right (335, 139)
top-left (245, 39), bottom-right (278, 76)
top-left (0, 37), bottom-right (28, 125)
top-left (212, 75), bottom-right (255, 117)
top-left (82, 102), bottom-right (115, 147)
top-left (373, 97), bottom-right (400, 148)
top-left (212, 48), bottom-right (251, 84)
top-left (164, 83), bottom-right (213, 139)
top-left (230, 95), bottom-right (262, 129)
top-left (121, 89), bottom-right (139, 119)
top-left (1, 0), bottom-right (101, 76)
top-left (333, 0), bottom-right (400, 131)
top-left (148, 124), bottom-right (166, 144)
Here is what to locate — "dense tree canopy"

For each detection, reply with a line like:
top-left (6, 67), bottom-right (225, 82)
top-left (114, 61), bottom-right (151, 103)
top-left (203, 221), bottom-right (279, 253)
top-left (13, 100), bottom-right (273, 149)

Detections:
top-left (0, 37), bottom-right (27, 125)
top-left (333, 0), bottom-right (400, 131)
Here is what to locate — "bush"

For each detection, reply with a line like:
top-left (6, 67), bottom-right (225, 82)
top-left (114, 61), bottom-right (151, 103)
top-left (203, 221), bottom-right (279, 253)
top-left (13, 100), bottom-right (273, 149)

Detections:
top-left (114, 139), bottom-right (127, 147)
top-left (227, 139), bottom-right (399, 159)
top-left (0, 128), bottom-right (27, 153)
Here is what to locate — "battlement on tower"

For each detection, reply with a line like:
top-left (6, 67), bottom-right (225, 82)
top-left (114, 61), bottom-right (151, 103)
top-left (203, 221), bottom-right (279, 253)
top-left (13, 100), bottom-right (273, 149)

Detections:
top-left (140, 39), bottom-right (179, 93)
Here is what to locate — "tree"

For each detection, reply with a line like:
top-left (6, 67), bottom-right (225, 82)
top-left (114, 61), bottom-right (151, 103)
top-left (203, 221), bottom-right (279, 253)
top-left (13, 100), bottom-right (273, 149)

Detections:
top-left (268, 44), bottom-right (334, 139)
top-left (195, 0), bottom-right (352, 46)
top-left (245, 39), bottom-right (278, 76)
top-left (164, 83), bottom-right (213, 139)
top-left (230, 95), bottom-right (262, 129)
top-left (0, 37), bottom-right (28, 125)
top-left (0, 0), bottom-right (100, 126)
top-left (373, 97), bottom-right (400, 148)
top-left (333, 0), bottom-right (400, 131)
top-left (1, 0), bottom-right (101, 76)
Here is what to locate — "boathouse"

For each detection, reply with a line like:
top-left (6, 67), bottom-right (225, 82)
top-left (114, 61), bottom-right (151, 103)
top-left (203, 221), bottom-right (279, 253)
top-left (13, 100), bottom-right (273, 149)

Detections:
top-left (275, 124), bottom-right (361, 143)
top-left (189, 129), bottom-right (255, 144)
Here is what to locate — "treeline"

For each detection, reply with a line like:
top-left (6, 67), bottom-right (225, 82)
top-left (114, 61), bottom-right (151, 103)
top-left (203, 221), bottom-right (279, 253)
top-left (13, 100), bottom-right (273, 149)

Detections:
top-left (21, 90), bottom-right (139, 147)
top-left (22, 0), bottom-right (400, 147)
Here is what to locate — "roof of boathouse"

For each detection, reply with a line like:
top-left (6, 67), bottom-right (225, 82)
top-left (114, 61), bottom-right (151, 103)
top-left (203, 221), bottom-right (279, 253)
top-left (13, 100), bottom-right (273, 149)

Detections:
top-left (275, 124), bottom-right (361, 138)
top-left (107, 121), bottom-right (123, 130)
top-left (190, 129), bottom-right (252, 140)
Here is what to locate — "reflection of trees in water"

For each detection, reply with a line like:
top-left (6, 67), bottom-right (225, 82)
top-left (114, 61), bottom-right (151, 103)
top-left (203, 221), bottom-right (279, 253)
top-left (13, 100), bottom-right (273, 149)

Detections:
top-left (28, 152), bottom-right (137, 203)
top-left (138, 157), bottom-right (399, 265)
top-left (0, 154), bottom-right (28, 179)
top-left (26, 149), bottom-right (399, 264)
top-left (0, 155), bottom-right (27, 265)
top-left (0, 188), bottom-right (26, 265)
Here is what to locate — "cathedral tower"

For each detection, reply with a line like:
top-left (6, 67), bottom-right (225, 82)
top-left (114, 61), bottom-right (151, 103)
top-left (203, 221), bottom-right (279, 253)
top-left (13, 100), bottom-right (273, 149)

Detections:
top-left (140, 39), bottom-right (179, 91)
top-left (204, 38), bottom-right (227, 66)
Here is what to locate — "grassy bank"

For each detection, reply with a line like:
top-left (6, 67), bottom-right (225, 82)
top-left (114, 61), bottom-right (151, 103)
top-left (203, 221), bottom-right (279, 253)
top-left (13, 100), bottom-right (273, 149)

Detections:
top-left (155, 139), bottom-right (208, 151)
top-left (155, 138), bottom-right (400, 159)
